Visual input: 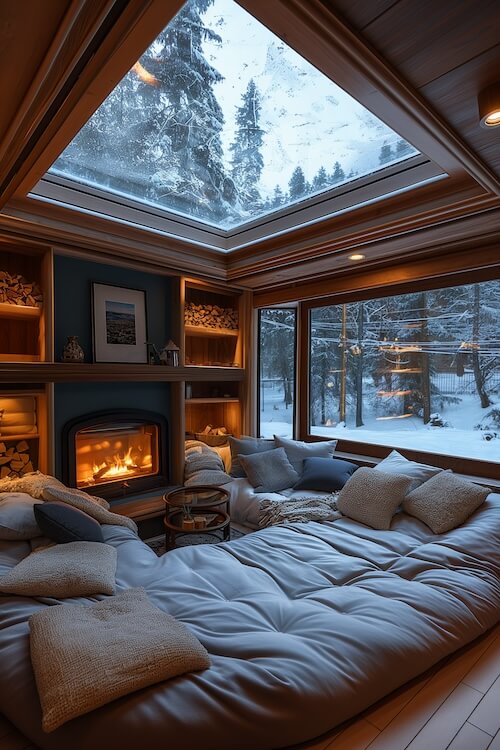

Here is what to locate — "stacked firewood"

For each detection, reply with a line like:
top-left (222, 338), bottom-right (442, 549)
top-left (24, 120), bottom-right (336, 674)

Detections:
top-left (185, 302), bottom-right (238, 330)
top-left (0, 440), bottom-right (34, 479)
top-left (0, 271), bottom-right (43, 307)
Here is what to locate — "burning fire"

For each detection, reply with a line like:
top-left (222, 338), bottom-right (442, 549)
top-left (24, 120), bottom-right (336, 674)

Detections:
top-left (83, 446), bottom-right (153, 485)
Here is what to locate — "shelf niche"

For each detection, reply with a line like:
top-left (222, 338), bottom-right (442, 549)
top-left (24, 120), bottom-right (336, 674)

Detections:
top-left (184, 282), bottom-right (241, 368)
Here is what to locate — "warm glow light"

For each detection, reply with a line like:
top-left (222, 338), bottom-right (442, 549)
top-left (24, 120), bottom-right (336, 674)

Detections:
top-left (479, 83), bottom-right (500, 128)
top-left (349, 253), bottom-right (365, 261)
top-left (132, 61), bottom-right (159, 87)
top-left (485, 110), bottom-right (500, 125)
top-left (376, 414), bottom-right (413, 421)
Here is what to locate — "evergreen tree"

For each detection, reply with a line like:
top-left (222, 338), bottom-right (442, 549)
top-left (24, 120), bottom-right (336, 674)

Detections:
top-left (288, 166), bottom-right (307, 200)
top-left (230, 79), bottom-right (264, 211)
top-left (331, 161), bottom-right (345, 183)
top-left (379, 142), bottom-right (394, 165)
top-left (271, 185), bottom-right (285, 208)
top-left (140, 0), bottom-right (235, 221)
top-left (395, 138), bottom-right (414, 159)
top-left (312, 166), bottom-right (328, 192)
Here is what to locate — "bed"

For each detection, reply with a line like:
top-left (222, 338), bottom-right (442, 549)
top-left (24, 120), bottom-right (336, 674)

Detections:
top-left (1, 493), bottom-right (499, 750)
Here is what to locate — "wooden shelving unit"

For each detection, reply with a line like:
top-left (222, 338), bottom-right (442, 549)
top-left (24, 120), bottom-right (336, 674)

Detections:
top-left (0, 302), bottom-right (41, 320)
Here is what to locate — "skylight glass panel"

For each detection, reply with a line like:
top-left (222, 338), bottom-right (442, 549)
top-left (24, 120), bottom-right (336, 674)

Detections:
top-left (48, 0), bottom-right (420, 231)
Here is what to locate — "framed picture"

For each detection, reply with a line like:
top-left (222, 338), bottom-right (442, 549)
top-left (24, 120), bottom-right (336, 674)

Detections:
top-left (92, 283), bottom-right (148, 363)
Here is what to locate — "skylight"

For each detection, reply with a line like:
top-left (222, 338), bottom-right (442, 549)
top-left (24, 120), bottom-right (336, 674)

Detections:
top-left (46, 0), bottom-right (421, 234)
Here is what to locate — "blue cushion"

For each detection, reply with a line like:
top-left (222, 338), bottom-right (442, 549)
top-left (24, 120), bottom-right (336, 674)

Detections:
top-left (34, 502), bottom-right (104, 544)
top-left (294, 457), bottom-right (359, 492)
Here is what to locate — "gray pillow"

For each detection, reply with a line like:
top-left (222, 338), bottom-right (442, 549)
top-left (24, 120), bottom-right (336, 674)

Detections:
top-left (239, 447), bottom-right (299, 493)
top-left (337, 467), bottom-right (413, 530)
top-left (0, 541), bottom-right (117, 597)
top-left (229, 436), bottom-right (275, 478)
top-left (0, 492), bottom-right (43, 540)
top-left (274, 435), bottom-right (338, 475)
top-left (375, 450), bottom-right (443, 490)
top-left (403, 472), bottom-right (490, 533)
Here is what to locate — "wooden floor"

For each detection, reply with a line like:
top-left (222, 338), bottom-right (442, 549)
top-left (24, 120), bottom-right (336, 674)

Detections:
top-left (1, 624), bottom-right (499, 750)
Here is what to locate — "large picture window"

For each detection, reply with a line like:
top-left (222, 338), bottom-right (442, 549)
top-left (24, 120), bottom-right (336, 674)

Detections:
top-left (258, 308), bottom-right (297, 438)
top-left (309, 280), bottom-right (500, 464)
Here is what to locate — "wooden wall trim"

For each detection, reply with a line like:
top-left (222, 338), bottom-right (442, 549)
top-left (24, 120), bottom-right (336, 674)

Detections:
top-left (253, 243), bottom-right (500, 307)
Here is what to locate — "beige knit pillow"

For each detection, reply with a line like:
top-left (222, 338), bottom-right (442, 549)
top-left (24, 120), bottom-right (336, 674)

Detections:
top-left (403, 472), bottom-right (490, 533)
top-left (337, 467), bottom-right (413, 530)
top-left (29, 588), bottom-right (211, 732)
top-left (0, 541), bottom-right (116, 597)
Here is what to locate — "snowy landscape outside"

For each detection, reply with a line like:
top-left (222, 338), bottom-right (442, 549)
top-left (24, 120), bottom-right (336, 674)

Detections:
top-left (259, 281), bottom-right (500, 464)
top-left (50, 0), bottom-right (418, 230)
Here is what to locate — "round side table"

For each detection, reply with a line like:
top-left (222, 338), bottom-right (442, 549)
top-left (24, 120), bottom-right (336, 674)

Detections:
top-left (163, 485), bottom-right (230, 550)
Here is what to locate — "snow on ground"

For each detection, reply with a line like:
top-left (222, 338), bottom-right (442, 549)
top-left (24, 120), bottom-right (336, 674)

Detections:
top-left (260, 387), bottom-right (500, 463)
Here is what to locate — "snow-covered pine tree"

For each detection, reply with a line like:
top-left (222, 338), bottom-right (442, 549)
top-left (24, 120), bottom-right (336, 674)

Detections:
top-left (312, 166), bottom-right (329, 192)
top-left (379, 142), bottom-right (393, 165)
top-left (141, 0), bottom-right (235, 222)
top-left (395, 138), bottom-right (414, 159)
top-left (288, 166), bottom-right (307, 200)
top-left (331, 161), bottom-right (345, 183)
top-left (230, 79), bottom-right (264, 212)
top-left (270, 185), bottom-right (285, 208)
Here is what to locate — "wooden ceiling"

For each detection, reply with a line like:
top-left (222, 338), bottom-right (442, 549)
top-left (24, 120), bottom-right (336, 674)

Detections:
top-left (0, 0), bottom-right (499, 296)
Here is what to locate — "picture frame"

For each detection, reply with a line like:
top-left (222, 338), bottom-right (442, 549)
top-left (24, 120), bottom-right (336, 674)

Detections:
top-left (92, 282), bottom-right (148, 363)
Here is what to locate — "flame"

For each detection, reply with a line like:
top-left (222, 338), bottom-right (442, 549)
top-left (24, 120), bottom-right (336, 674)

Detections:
top-left (132, 61), bottom-right (159, 87)
top-left (90, 446), bottom-right (153, 482)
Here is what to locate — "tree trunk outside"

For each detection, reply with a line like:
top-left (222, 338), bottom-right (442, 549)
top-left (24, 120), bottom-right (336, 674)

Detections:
top-left (355, 301), bottom-right (364, 427)
top-left (420, 291), bottom-right (431, 423)
top-left (472, 284), bottom-right (491, 408)
top-left (339, 304), bottom-right (347, 423)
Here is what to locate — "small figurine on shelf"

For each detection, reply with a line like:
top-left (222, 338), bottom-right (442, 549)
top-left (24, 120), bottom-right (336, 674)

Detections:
top-left (160, 340), bottom-right (180, 366)
top-left (62, 336), bottom-right (84, 362)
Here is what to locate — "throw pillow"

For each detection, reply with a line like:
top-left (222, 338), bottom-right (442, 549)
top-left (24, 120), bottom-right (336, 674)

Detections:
top-left (229, 436), bottom-right (275, 478)
top-left (375, 449), bottom-right (443, 490)
top-left (0, 492), bottom-right (43, 540)
top-left (337, 467), bottom-right (413, 530)
top-left (0, 541), bottom-right (116, 597)
top-left (34, 502), bottom-right (104, 544)
top-left (274, 435), bottom-right (338, 475)
top-left (294, 457), bottom-right (358, 492)
top-left (29, 587), bottom-right (211, 732)
top-left (239, 447), bottom-right (299, 493)
top-left (403, 472), bottom-right (490, 533)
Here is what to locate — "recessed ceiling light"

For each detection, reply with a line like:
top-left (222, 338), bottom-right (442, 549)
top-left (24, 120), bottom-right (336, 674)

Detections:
top-left (349, 253), bottom-right (365, 261)
top-left (478, 83), bottom-right (500, 128)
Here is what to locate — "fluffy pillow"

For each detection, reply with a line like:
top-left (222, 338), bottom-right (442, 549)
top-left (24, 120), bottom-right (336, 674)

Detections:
top-left (0, 471), bottom-right (109, 509)
top-left (375, 450), bottom-right (443, 490)
top-left (337, 467), bottom-right (413, 530)
top-left (34, 502), bottom-right (104, 544)
top-left (239, 447), bottom-right (299, 493)
top-left (274, 435), bottom-right (337, 475)
top-left (403, 472), bottom-right (490, 533)
top-left (29, 587), bottom-right (211, 732)
top-left (0, 541), bottom-right (116, 597)
top-left (0, 492), bottom-right (42, 540)
top-left (229, 436), bottom-right (275, 478)
top-left (294, 457), bottom-right (358, 492)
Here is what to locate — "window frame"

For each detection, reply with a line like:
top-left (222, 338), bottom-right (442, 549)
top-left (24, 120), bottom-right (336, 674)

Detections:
top-left (299, 268), bottom-right (500, 480)
top-left (257, 306), bottom-right (298, 440)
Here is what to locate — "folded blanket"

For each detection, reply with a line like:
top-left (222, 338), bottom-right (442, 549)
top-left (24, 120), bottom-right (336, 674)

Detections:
top-left (0, 471), bottom-right (137, 534)
top-left (184, 441), bottom-right (232, 486)
top-left (259, 493), bottom-right (341, 527)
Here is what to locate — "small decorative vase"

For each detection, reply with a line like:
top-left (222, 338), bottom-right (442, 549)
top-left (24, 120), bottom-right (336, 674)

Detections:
top-left (160, 340), bottom-right (180, 367)
top-left (62, 336), bottom-right (85, 362)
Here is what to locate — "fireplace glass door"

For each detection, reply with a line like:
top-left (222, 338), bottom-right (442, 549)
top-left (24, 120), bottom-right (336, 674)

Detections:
top-left (75, 421), bottom-right (159, 489)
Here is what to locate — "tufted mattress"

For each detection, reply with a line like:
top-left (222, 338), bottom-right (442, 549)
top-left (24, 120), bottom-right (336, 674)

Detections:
top-left (0, 494), bottom-right (499, 750)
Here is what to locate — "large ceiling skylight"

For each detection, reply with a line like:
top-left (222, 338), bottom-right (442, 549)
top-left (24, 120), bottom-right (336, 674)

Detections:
top-left (43, 0), bottom-right (424, 237)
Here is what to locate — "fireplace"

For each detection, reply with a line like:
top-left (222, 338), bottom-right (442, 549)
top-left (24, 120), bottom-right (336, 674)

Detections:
top-left (62, 410), bottom-right (168, 498)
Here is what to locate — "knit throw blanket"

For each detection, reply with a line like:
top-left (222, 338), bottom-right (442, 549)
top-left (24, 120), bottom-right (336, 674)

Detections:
top-left (259, 493), bottom-right (341, 528)
top-left (0, 471), bottom-right (137, 534)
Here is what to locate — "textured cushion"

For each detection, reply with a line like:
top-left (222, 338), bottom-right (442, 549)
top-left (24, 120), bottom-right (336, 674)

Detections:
top-left (375, 450), bottom-right (443, 490)
top-left (34, 502), bottom-right (104, 544)
top-left (29, 587), bottom-right (211, 732)
top-left (0, 541), bottom-right (116, 597)
top-left (229, 436), bottom-right (275, 478)
top-left (239, 447), bottom-right (299, 493)
top-left (403, 472), bottom-right (490, 533)
top-left (274, 436), bottom-right (337, 475)
top-left (337, 467), bottom-right (413, 530)
top-left (294, 457), bottom-right (358, 492)
top-left (0, 493), bottom-right (42, 540)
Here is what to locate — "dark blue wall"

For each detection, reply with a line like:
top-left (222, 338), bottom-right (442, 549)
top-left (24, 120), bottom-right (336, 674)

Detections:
top-left (53, 255), bottom-right (173, 481)
top-left (54, 254), bottom-right (172, 362)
